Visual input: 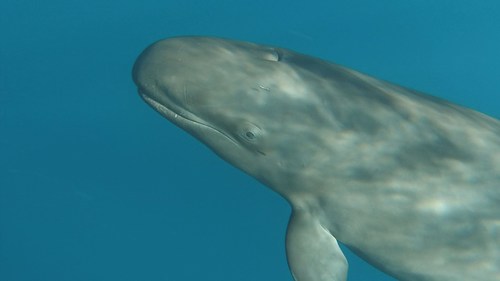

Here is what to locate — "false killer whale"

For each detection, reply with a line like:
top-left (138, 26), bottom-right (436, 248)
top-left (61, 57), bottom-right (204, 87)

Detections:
top-left (133, 36), bottom-right (500, 281)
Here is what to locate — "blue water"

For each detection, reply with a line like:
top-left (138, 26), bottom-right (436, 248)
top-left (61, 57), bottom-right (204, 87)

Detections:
top-left (1, 1), bottom-right (499, 280)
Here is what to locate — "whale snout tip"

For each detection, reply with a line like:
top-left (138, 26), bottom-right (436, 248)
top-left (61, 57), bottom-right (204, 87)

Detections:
top-left (132, 37), bottom-right (193, 86)
top-left (132, 42), bottom-right (173, 92)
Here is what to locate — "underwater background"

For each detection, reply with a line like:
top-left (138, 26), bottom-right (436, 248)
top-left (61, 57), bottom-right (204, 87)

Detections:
top-left (1, 1), bottom-right (499, 280)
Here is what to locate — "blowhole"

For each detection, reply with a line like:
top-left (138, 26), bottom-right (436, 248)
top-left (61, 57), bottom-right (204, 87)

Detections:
top-left (262, 48), bottom-right (282, 62)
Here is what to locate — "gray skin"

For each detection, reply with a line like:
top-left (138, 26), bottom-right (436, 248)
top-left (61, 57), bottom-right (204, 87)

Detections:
top-left (132, 36), bottom-right (500, 281)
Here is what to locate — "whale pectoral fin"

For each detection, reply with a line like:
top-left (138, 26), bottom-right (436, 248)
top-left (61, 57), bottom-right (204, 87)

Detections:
top-left (286, 210), bottom-right (348, 281)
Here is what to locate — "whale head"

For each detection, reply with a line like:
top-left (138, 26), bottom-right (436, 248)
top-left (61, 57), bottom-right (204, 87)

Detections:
top-left (132, 37), bottom-right (335, 194)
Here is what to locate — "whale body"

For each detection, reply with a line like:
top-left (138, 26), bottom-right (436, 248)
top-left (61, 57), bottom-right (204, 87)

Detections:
top-left (132, 36), bottom-right (500, 281)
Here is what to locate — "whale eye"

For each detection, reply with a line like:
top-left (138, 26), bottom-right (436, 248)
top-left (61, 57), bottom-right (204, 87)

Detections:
top-left (238, 122), bottom-right (263, 143)
top-left (245, 131), bottom-right (256, 139)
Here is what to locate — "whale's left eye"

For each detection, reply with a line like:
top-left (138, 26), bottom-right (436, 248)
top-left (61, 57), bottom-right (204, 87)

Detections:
top-left (238, 122), bottom-right (263, 143)
top-left (245, 131), bottom-right (256, 140)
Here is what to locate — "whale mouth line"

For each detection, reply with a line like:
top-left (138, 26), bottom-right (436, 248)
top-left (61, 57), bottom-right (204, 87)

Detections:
top-left (140, 93), bottom-right (239, 146)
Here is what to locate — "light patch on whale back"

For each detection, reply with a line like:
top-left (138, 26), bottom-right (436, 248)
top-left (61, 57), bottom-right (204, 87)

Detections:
top-left (265, 67), bottom-right (314, 101)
